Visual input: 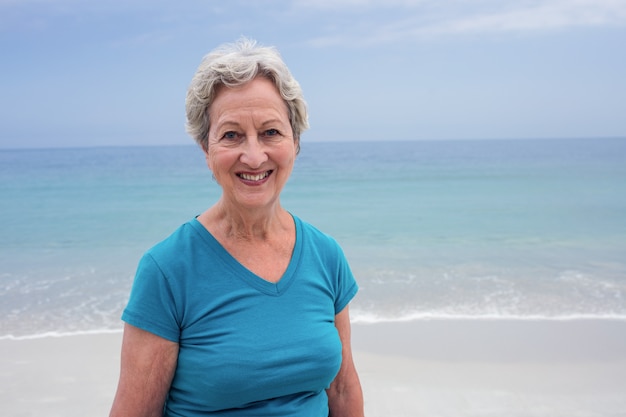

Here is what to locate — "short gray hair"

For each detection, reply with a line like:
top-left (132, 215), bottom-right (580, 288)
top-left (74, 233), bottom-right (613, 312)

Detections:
top-left (185, 38), bottom-right (309, 153)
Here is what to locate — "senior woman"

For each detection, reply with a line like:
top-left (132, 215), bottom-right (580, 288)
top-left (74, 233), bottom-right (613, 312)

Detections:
top-left (109, 38), bottom-right (364, 417)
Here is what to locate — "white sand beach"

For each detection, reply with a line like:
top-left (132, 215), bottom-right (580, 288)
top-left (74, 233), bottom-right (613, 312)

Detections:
top-left (2, 320), bottom-right (625, 416)
top-left (352, 319), bottom-right (626, 417)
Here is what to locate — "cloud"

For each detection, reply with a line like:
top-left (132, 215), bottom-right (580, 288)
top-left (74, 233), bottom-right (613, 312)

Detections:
top-left (291, 0), bottom-right (427, 10)
top-left (421, 0), bottom-right (626, 34)
top-left (302, 0), bottom-right (626, 47)
top-left (4, 0), bottom-right (626, 47)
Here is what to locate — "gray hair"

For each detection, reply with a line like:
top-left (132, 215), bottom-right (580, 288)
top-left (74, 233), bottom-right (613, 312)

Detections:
top-left (185, 38), bottom-right (309, 153)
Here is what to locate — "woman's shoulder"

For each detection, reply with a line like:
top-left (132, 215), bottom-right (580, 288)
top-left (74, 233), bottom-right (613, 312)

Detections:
top-left (292, 214), bottom-right (342, 251)
top-left (143, 218), bottom-right (205, 261)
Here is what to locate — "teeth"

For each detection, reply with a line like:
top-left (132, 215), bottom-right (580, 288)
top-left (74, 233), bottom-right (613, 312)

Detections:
top-left (240, 172), bottom-right (269, 181)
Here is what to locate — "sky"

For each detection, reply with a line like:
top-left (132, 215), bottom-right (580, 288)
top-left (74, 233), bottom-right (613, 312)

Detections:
top-left (1, 0), bottom-right (625, 149)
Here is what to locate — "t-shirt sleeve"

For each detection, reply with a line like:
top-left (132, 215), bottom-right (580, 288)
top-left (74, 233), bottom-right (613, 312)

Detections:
top-left (121, 253), bottom-right (181, 342)
top-left (333, 245), bottom-right (358, 315)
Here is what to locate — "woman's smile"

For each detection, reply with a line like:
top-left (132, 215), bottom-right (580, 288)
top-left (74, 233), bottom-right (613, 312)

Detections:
top-left (237, 170), bottom-right (273, 183)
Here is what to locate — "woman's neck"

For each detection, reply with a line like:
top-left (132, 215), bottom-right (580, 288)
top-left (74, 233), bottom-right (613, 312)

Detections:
top-left (201, 199), bottom-right (291, 242)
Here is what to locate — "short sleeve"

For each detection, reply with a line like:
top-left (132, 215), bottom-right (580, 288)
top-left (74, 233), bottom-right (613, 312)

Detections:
top-left (121, 253), bottom-right (181, 342)
top-left (333, 245), bottom-right (358, 315)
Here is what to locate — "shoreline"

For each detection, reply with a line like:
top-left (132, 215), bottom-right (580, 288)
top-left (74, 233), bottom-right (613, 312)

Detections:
top-left (2, 319), bottom-right (625, 416)
top-left (4, 315), bottom-right (626, 342)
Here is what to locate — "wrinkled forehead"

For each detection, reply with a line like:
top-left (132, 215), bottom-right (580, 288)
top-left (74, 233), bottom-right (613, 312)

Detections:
top-left (209, 78), bottom-right (289, 123)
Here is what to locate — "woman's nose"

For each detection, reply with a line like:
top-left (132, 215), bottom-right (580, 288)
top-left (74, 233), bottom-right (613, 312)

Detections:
top-left (240, 136), bottom-right (268, 168)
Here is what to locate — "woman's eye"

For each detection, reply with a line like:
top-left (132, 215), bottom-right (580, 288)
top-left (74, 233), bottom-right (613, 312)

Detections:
top-left (222, 131), bottom-right (239, 140)
top-left (263, 129), bottom-right (279, 137)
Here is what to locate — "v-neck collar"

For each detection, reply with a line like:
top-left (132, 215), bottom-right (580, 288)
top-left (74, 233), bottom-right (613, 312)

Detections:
top-left (189, 215), bottom-right (302, 296)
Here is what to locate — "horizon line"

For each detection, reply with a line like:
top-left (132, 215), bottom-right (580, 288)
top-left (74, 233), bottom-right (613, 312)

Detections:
top-left (2, 136), bottom-right (626, 152)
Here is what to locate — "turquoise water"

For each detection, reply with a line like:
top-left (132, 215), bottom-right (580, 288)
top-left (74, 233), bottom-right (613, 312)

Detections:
top-left (1, 138), bottom-right (626, 338)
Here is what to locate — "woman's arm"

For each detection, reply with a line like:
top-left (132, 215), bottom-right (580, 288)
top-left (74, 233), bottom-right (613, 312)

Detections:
top-left (109, 323), bottom-right (179, 417)
top-left (327, 306), bottom-right (364, 417)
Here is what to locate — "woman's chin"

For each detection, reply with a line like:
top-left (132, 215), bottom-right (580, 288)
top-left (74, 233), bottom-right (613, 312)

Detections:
top-left (229, 194), bottom-right (281, 212)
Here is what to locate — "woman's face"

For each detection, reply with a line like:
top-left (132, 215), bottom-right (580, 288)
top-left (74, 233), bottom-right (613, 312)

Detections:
top-left (205, 77), bottom-right (297, 212)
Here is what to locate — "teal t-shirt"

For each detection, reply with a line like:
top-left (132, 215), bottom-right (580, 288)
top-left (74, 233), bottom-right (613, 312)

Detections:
top-left (122, 215), bottom-right (358, 416)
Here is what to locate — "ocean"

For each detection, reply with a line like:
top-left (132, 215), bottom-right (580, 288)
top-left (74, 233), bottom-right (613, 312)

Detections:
top-left (1, 138), bottom-right (626, 339)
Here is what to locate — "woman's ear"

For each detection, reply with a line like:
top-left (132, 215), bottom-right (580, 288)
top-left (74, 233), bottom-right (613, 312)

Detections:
top-left (203, 145), bottom-right (217, 182)
top-left (203, 143), bottom-right (211, 168)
